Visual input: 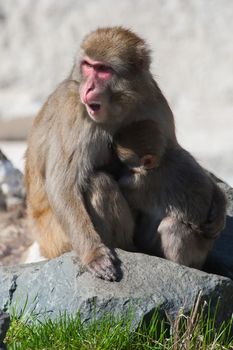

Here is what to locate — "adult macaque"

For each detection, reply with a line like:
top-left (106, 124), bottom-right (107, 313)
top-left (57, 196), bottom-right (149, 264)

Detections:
top-left (114, 120), bottom-right (227, 268)
top-left (25, 27), bottom-right (176, 280)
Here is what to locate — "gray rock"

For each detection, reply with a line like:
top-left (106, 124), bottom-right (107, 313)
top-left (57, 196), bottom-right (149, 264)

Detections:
top-left (0, 175), bottom-right (232, 326)
top-left (0, 150), bottom-right (25, 210)
top-left (204, 176), bottom-right (233, 280)
top-left (0, 250), bottom-right (233, 327)
top-left (0, 310), bottom-right (10, 350)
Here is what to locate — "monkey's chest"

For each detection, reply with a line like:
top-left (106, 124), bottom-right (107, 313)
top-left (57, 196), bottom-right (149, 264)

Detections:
top-left (90, 140), bottom-right (111, 167)
top-left (82, 127), bottom-right (113, 169)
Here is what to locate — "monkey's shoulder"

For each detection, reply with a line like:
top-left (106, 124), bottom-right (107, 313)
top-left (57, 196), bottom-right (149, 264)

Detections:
top-left (50, 79), bottom-right (80, 95)
top-left (32, 79), bottom-right (83, 133)
top-left (47, 80), bottom-right (82, 112)
top-left (162, 147), bottom-right (211, 188)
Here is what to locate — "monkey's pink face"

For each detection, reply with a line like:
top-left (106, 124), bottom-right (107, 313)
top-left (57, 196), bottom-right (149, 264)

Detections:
top-left (79, 57), bottom-right (114, 123)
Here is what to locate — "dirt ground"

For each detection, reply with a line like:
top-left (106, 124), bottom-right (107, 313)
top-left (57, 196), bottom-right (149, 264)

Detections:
top-left (0, 205), bottom-right (33, 266)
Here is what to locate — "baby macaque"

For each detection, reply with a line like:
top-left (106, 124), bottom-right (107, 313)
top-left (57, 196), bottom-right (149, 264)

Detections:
top-left (114, 120), bottom-right (227, 269)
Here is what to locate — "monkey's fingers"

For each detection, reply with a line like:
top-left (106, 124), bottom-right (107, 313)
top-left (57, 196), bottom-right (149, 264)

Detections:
top-left (88, 255), bottom-right (118, 281)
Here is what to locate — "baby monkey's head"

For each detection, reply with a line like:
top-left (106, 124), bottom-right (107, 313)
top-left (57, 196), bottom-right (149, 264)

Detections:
top-left (114, 120), bottom-right (162, 173)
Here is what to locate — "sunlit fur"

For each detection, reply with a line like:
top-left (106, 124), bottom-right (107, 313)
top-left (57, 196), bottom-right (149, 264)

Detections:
top-left (26, 27), bottom-right (183, 280)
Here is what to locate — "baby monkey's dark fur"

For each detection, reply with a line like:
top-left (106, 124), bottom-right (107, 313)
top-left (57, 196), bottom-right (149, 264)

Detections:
top-left (114, 120), bottom-right (226, 268)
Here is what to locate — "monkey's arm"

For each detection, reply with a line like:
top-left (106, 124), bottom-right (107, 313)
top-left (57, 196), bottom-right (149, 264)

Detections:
top-left (32, 81), bottom-right (119, 280)
top-left (45, 147), bottom-right (117, 281)
top-left (96, 149), bottom-right (127, 181)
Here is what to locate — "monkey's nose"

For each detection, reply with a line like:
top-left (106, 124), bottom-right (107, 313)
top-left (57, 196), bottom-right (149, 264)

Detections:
top-left (87, 84), bottom-right (95, 93)
top-left (84, 83), bottom-right (96, 104)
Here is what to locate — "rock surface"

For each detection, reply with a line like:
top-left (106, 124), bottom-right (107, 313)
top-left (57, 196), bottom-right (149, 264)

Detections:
top-left (0, 250), bottom-right (233, 327)
top-left (0, 155), bottom-right (232, 324)
top-left (0, 173), bottom-right (233, 325)
top-left (0, 310), bottom-right (10, 350)
top-left (0, 208), bottom-right (32, 267)
top-left (0, 150), bottom-right (25, 210)
top-left (204, 177), bottom-right (233, 280)
top-left (0, 150), bottom-right (32, 266)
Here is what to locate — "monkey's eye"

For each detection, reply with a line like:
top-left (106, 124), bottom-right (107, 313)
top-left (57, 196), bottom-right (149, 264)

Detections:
top-left (81, 60), bottom-right (93, 76)
top-left (82, 60), bottom-right (92, 68)
top-left (97, 64), bottom-right (112, 72)
top-left (95, 64), bottom-right (113, 80)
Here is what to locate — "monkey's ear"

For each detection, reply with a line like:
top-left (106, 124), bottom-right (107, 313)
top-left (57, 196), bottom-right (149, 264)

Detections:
top-left (140, 155), bottom-right (159, 170)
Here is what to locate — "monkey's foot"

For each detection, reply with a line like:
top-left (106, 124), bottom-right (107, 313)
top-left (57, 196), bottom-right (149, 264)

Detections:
top-left (87, 246), bottom-right (118, 281)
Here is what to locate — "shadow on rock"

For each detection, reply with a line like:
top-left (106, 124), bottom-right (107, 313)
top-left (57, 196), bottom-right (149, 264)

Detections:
top-left (204, 215), bottom-right (233, 280)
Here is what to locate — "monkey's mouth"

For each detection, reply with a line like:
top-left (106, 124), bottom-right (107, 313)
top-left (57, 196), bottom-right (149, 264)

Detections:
top-left (88, 103), bottom-right (101, 113)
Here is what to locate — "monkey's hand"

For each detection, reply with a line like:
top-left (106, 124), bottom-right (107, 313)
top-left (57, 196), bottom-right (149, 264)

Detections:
top-left (86, 244), bottom-right (118, 281)
top-left (118, 172), bottom-right (140, 188)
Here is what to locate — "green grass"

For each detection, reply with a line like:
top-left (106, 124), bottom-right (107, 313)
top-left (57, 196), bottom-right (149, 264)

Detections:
top-left (5, 299), bottom-right (233, 350)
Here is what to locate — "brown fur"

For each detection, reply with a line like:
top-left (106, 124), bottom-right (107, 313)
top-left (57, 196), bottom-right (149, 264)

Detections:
top-left (114, 120), bottom-right (227, 269)
top-left (25, 27), bottom-right (177, 280)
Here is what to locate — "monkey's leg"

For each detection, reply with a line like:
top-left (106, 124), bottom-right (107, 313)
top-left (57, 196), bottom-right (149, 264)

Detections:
top-left (82, 172), bottom-right (135, 279)
top-left (28, 205), bottom-right (72, 259)
top-left (26, 171), bottom-right (72, 260)
top-left (134, 211), bottom-right (162, 253)
top-left (85, 172), bottom-right (135, 251)
top-left (156, 216), bottom-right (214, 269)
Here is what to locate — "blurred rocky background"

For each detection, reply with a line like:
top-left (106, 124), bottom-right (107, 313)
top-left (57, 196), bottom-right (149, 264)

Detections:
top-left (0, 0), bottom-right (232, 184)
top-left (0, 150), bottom-right (30, 266)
